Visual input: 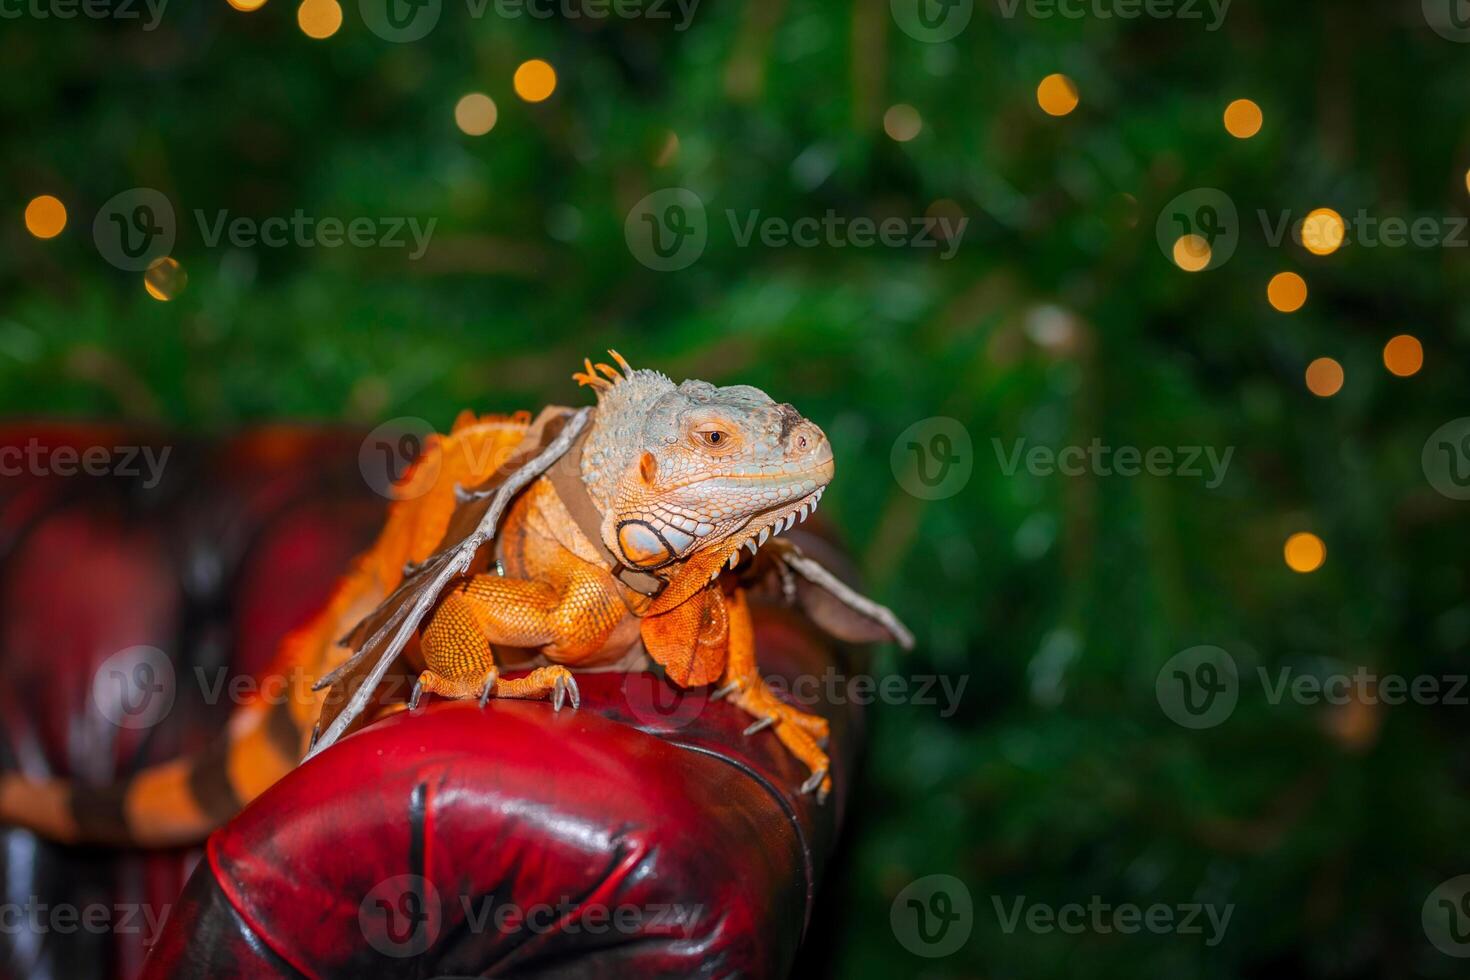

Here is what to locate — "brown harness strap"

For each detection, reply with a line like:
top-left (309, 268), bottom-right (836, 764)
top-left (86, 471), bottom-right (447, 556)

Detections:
top-left (547, 432), bottom-right (667, 598)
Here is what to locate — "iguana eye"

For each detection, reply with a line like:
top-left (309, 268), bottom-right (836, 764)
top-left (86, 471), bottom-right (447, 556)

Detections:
top-left (694, 427), bottom-right (733, 450)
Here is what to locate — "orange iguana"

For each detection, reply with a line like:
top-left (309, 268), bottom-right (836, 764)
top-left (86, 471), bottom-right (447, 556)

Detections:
top-left (0, 353), bottom-right (912, 847)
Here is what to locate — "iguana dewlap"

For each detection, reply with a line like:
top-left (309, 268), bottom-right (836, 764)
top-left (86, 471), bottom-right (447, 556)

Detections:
top-left (0, 353), bottom-right (912, 846)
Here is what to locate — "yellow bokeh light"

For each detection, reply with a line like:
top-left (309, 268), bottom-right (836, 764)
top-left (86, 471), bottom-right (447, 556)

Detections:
top-left (1172, 234), bottom-right (1212, 272)
top-left (454, 93), bottom-right (498, 136)
top-left (1301, 208), bottom-right (1345, 256)
top-left (227, 0), bottom-right (269, 10)
top-left (24, 195), bottom-right (67, 239)
top-left (1304, 357), bottom-right (1344, 398)
top-left (297, 0), bottom-right (342, 39)
top-left (883, 104), bottom-right (923, 142)
top-left (144, 257), bottom-right (187, 302)
top-left (1284, 532), bottom-right (1327, 574)
top-left (1383, 334), bottom-right (1424, 377)
top-left (1036, 74), bottom-right (1079, 117)
top-left (1223, 99), bottom-right (1262, 139)
top-left (514, 60), bottom-right (557, 103)
top-left (1267, 271), bottom-right (1308, 313)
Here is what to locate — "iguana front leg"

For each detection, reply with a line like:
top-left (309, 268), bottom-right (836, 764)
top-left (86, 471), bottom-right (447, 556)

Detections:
top-left (415, 567), bottom-right (622, 710)
top-left (715, 588), bottom-right (834, 803)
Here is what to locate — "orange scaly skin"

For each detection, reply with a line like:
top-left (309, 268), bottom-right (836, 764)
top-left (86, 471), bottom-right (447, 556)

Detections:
top-left (0, 353), bottom-right (912, 845)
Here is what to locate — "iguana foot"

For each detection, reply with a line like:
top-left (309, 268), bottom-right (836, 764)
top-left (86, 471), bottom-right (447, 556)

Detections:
top-left (411, 665), bottom-right (499, 709)
top-left (726, 680), bottom-right (832, 804)
top-left (411, 664), bottom-right (580, 712)
top-left (492, 665), bottom-right (581, 711)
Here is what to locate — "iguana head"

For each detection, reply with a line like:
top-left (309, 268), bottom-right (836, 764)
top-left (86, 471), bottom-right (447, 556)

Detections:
top-left (575, 352), bottom-right (833, 575)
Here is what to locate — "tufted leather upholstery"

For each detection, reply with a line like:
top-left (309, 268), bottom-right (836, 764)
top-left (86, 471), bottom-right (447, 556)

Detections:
top-left (0, 424), bottom-right (858, 979)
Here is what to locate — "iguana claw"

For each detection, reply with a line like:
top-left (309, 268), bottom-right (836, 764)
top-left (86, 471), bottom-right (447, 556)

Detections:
top-left (743, 715), bottom-right (776, 736)
top-left (799, 768), bottom-right (829, 804)
top-left (552, 673), bottom-right (581, 711)
top-left (710, 681), bottom-right (741, 701)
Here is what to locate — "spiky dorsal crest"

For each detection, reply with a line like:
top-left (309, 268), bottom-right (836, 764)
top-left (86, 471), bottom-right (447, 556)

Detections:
top-left (572, 350), bottom-right (635, 392)
top-left (574, 351), bottom-right (676, 514)
top-left (572, 350), bottom-right (673, 416)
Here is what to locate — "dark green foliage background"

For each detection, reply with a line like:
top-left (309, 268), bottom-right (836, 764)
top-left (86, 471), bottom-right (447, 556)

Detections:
top-left (5, 1), bottom-right (1470, 976)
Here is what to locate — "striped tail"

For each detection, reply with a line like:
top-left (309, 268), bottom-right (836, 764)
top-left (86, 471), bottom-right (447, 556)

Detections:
top-left (0, 412), bottom-right (534, 847)
top-left (0, 697), bottom-right (311, 847)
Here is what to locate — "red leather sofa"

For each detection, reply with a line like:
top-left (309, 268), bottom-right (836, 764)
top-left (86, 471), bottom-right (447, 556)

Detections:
top-left (0, 424), bottom-right (859, 978)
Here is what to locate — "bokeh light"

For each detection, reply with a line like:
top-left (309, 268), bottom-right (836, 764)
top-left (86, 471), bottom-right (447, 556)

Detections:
top-left (883, 104), bottom-right (923, 142)
top-left (1301, 208), bottom-right (1345, 256)
top-left (297, 0), bottom-right (342, 39)
top-left (1036, 74), bottom-right (1079, 117)
top-left (1268, 271), bottom-right (1308, 312)
top-left (514, 60), bottom-right (557, 102)
top-left (454, 93), bottom-right (498, 136)
top-left (227, 0), bottom-right (269, 10)
top-left (1223, 98), bottom-right (1263, 138)
top-left (1304, 357), bottom-right (1344, 397)
top-left (144, 257), bottom-right (187, 302)
top-left (1382, 334), bottom-right (1423, 377)
top-left (24, 195), bottom-right (67, 239)
top-left (1284, 532), bottom-right (1327, 573)
top-left (1172, 234), bottom-right (1211, 271)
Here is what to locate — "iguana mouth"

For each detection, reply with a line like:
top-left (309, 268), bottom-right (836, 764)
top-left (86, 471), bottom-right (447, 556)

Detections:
top-left (667, 451), bottom-right (835, 493)
top-left (705, 485), bottom-right (826, 580)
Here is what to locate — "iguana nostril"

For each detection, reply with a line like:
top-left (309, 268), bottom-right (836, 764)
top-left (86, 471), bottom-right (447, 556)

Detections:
top-left (789, 421), bottom-right (826, 455)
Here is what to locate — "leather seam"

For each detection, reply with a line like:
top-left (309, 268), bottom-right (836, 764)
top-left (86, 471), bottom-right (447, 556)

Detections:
top-left (662, 739), bottom-right (817, 937)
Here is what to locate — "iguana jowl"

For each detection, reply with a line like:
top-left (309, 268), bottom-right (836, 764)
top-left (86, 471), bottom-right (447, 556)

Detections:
top-left (0, 353), bottom-right (912, 846)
